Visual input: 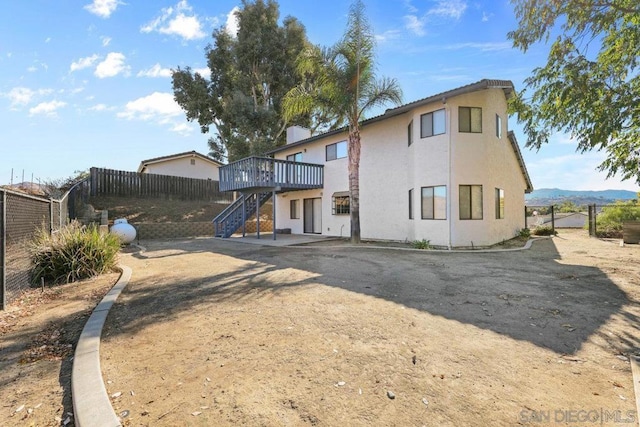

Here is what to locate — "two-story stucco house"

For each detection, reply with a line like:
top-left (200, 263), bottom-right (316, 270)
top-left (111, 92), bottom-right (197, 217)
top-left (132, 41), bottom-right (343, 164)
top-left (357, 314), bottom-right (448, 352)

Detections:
top-left (215, 79), bottom-right (533, 248)
top-left (137, 151), bottom-right (223, 180)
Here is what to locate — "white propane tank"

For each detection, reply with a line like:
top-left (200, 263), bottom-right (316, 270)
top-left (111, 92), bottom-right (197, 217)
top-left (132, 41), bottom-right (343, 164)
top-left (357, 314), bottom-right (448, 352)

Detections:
top-left (111, 218), bottom-right (136, 244)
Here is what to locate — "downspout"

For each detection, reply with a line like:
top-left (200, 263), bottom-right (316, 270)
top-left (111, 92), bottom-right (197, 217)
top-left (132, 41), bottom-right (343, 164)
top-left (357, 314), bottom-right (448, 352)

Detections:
top-left (446, 102), bottom-right (453, 250)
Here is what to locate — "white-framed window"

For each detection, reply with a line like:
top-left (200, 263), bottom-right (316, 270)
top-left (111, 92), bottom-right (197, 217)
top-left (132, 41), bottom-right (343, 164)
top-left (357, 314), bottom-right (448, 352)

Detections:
top-left (421, 186), bottom-right (447, 219)
top-left (332, 192), bottom-right (350, 215)
top-left (495, 188), bottom-right (505, 219)
top-left (420, 109), bottom-right (446, 138)
top-left (290, 199), bottom-right (300, 219)
top-left (460, 185), bottom-right (483, 220)
top-left (459, 107), bottom-right (482, 133)
top-left (326, 141), bottom-right (347, 161)
top-left (496, 114), bottom-right (502, 139)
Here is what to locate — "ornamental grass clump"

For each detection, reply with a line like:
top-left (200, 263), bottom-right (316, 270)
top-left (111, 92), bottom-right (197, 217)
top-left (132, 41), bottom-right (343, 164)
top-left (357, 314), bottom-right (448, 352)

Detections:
top-left (30, 220), bottom-right (121, 284)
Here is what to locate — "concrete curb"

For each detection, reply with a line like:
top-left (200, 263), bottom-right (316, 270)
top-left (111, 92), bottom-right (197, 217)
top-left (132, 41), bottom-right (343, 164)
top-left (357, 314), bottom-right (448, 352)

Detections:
top-left (630, 355), bottom-right (640, 425)
top-left (72, 265), bottom-right (132, 427)
top-left (290, 237), bottom-right (548, 253)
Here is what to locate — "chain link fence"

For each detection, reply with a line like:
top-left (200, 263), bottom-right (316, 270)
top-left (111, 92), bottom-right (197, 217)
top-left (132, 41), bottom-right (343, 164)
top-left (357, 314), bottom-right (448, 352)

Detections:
top-left (0, 188), bottom-right (70, 309)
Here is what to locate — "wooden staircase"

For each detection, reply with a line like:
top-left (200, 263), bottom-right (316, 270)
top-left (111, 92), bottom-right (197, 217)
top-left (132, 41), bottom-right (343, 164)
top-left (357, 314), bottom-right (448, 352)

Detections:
top-left (213, 192), bottom-right (273, 238)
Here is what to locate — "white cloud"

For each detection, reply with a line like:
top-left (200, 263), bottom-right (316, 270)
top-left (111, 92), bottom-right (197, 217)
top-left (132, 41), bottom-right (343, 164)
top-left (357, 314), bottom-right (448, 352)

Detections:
top-left (45, 37), bottom-right (51, 43)
top-left (427, 0), bottom-right (468, 20)
top-left (170, 122), bottom-right (193, 135)
top-left (101, 36), bottom-right (112, 47)
top-left (375, 29), bottom-right (402, 43)
top-left (141, 0), bottom-right (206, 41)
top-left (137, 63), bottom-right (172, 78)
top-left (94, 52), bottom-right (130, 78)
top-left (193, 67), bottom-right (210, 78)
top-left (70, 54), bottom-right (100, 72)
top-left (84, 0), bottom-right (122, 18)
top-left (444, 42), bottom-right (511, 52)
top-left (88, 103), bottom-right (111, 111)
top-left (225, 6), bottom-right (240, 37)
top-left (4, 87), bottom-right (52, 107)
top-left (27, 66), bottom-right (37, 72)
top-left (404, 0), bottom-right (418, 14)
top-left (405, 0), bottom-right (467, 35)
top-left (481, 11), bottom-right (492, 22)
top-left (117, 92), bottom-right (182, 122)
top-left (404, 15), bottom-right (426, 36)
top-left (29, 100), bottom-right (66, 116)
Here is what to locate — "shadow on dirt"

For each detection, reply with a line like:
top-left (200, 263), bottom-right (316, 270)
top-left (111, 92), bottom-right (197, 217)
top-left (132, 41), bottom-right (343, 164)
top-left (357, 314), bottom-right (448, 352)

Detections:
top-left (104, 237), bottom-right (638, 357)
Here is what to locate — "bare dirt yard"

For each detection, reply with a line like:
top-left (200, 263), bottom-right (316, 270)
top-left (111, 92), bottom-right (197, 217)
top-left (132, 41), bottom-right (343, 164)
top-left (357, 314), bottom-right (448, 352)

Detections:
top-left (1, 230), bottom-right (638, 426)
top-left (99, 230), bottom-right (639, 426)
top-left (0, 273), bottom-right (120, 426)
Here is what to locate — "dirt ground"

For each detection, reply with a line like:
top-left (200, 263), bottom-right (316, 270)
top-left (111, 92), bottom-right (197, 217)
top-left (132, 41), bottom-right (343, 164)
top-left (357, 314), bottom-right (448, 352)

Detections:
top-left (98, 230), bottom-right (638, 426)
top-left (1, 230), bottom-right (638, 426)
top-left (0, 273), bottom-right (120, 426)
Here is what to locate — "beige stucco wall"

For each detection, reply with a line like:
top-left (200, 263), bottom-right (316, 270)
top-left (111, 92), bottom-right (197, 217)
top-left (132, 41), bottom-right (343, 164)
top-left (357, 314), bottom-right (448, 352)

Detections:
top-left (273, 87), bottom-right (529, 247)
top-left (143, 157), bottom-right (220, 180)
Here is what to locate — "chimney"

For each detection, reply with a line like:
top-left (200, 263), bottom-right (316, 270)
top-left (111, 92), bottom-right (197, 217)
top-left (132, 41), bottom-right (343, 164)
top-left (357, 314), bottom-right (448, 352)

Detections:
top-left (286, 126), bottom-right (311, 144)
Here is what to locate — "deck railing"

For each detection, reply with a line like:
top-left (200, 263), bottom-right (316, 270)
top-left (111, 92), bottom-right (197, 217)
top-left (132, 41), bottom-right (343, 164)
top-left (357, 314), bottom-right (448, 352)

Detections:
top-left (219, 157), bottom-right (324, 192)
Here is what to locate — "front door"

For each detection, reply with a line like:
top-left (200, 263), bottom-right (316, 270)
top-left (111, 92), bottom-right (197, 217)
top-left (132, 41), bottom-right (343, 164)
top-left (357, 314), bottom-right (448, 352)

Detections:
top-left (303, 198), bottom-right (322, 234)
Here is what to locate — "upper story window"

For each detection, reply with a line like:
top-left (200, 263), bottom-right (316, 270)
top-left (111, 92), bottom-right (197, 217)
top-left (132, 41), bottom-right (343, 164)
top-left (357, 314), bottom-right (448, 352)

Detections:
top-left (421, 109), bottom-right (446, 138)
top-left (459, 107), bottom-right (482, 133)
top-left (496, 114), bottom-right (502, 139)
top-left (408, 120), bottom-right (413, 146)
top-left (190, 159), bottom-right (196, 165)
top-left (286, 152), bottom-right (303, 162)
top-left (326, 141), bottom-right (347, 161)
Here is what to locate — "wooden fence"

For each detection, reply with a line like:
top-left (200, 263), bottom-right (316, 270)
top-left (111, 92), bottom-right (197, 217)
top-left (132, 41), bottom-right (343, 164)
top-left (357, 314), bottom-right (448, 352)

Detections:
top-left (90, 167), bottom-right (233, 202)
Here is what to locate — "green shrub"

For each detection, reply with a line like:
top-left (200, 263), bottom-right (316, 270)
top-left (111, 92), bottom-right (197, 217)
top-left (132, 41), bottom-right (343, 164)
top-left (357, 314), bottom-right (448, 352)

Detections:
top-left (30, 221), bottom-right (121, 284)
top-left (532, 225), bottom-right (557, 236)
top-left (595, 201), bottom-right (640, 232)
top-left (517, 228), bottom-right (531, 238)
top-left (412, 239), bottom-right (431, 249)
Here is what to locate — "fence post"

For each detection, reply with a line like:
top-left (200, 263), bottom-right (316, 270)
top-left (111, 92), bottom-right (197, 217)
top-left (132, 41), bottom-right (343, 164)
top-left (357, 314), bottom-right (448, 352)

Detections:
top-left (1, 190), bottom-right (6, 310)
top-left (49, 198), bottom-right (54, 235)
top-left (524, 206), bottom-right (527, 230)
top-left (592, 204), bottom-right (597, 236)
top-left (550, 205), bottom-right (555, 234)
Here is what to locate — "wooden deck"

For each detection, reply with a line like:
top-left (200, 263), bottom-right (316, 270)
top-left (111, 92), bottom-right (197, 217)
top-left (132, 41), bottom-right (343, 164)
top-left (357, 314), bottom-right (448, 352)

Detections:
top-left (219, 157), bottom-right (324, 193)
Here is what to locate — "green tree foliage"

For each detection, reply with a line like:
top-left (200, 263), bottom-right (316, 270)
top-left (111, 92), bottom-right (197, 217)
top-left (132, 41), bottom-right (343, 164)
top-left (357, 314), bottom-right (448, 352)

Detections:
top-left (596, 199), bottom-right (640, 233)
top-left (283, 0), bottom-right (402, 243)
top-left (508, 1), bottom-right (640, 184)
top-left (556, 200), bottom-right (582, 213)
top-left (172, 0), bottom-right (315, 162)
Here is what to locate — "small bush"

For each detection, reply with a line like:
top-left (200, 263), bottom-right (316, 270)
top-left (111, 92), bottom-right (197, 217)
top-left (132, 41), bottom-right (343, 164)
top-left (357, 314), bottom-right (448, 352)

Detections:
top-left (30, 221), bottom-right (121, 284)
top-left (412, 239), bottom-right (431, 249)
top-left (532, 225), bottom-right (557, 236)
top-left (517, 228), bottom-right (531, 238)
top-left (594, 227), bottom-right (622, 238)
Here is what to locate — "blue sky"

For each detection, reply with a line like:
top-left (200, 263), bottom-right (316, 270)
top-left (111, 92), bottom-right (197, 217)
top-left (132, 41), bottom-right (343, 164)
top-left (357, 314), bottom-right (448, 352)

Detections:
top-left (1, 0), bottom-right (638, 192)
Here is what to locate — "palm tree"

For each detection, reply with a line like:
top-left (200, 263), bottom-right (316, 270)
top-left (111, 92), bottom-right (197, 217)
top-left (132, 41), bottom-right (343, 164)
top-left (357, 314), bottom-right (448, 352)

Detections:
top-left (283, 0), bottom-right (402, 243)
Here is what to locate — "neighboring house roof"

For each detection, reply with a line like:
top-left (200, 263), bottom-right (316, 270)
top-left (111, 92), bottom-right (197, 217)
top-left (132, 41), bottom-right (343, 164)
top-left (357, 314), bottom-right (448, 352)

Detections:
top-left (268, 78), bottom-right (533, 193)
top-left (137, 151), bottom-right (223, 173)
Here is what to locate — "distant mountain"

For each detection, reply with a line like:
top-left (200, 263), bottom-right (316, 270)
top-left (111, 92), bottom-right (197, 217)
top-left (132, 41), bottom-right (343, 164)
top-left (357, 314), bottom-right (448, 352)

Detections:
top-left (526, 188), bottom-right (638, 206)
